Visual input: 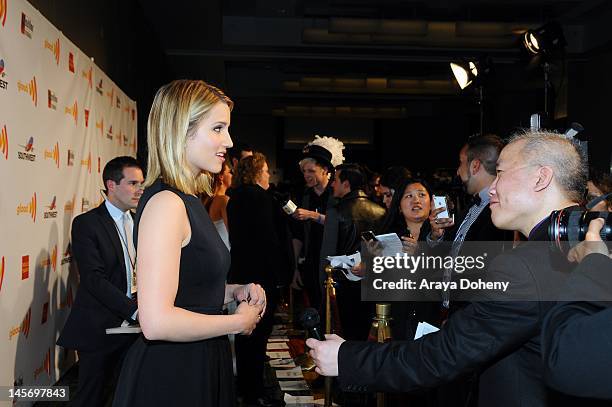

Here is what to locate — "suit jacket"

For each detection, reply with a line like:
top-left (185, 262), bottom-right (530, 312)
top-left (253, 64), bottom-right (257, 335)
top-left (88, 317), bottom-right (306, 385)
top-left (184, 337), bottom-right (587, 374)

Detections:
top-left (57, 203), bottom-right (138, 352)
top-left (337, 218), bottom-right (572, 407)
top-left (541, 253), bottom-right (612, 400)
top-left (227, 184), bottom-right (294, 289)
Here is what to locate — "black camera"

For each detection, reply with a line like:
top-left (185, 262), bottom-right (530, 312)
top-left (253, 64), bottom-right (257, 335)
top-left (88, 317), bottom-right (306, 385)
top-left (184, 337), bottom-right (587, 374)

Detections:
top-left (548, 208), bottom-right (611, 253)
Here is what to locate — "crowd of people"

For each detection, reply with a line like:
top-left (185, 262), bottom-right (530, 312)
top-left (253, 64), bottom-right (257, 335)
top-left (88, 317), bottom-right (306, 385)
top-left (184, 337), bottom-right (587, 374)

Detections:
top-left (57, 79), bottom-right (611, 407)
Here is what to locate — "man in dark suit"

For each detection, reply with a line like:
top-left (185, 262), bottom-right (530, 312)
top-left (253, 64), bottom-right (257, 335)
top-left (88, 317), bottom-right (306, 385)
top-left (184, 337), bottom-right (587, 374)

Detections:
top-left (327, 163), bottom-right (386, 340)
top-left (307, 130), bottom-right (587, 407)
top-left (428, 134), bottom-right (510, 311)
top-left (57, 156), bottom-right (144, 407)
top-left (542, 217), bottom-right (612, 400)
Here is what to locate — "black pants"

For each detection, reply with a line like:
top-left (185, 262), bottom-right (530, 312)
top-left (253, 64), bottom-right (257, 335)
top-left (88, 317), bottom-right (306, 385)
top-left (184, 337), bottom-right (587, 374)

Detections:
top-left (71, 338), bottom-right (134, 407)
top-left (235, 290), bottom-right (279, 400)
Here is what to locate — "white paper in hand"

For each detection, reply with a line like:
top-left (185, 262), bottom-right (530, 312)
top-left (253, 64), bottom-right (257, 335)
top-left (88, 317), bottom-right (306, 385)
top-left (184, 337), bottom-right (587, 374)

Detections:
top-left (414, 321), bottom-right (440, 340)
top-left (375, 233), bottom-right (404, 256)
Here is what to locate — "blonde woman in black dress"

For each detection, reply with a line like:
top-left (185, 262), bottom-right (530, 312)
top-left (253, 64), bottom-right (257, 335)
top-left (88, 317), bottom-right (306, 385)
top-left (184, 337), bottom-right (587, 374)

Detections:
top-left (113, 80), bottom-right (265, 406)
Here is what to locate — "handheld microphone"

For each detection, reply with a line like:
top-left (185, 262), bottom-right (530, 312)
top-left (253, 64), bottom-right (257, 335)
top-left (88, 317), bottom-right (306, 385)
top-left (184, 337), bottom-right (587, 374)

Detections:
top-left (300, 308), bottom-right (325, 341)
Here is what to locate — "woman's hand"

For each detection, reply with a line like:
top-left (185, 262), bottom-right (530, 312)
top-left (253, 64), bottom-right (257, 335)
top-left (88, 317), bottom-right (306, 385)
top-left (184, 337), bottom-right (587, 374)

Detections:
top-left (234, 283), bottom-right (266, 315)
top-left (401, 235), bottom-right (418, 255)
top-left (429, 207), bottom-right (454, 240)
top-left (351, 262), bottom-right (365, 277)
top-left (235, 301), bottom-right (264, 335)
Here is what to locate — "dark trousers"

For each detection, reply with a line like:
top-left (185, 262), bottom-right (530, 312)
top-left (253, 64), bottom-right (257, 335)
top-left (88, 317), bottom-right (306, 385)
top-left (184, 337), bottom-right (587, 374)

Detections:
top-left (336, 280), bottom-right (372, 341)
top-left (235, 290), bottom-right (279, 400)
top-left (71, 338), bottom-right (133, 407)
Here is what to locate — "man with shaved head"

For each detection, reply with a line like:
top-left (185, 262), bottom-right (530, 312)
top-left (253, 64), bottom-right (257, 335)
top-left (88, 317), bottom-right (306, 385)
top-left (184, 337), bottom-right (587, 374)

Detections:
top-left (307, 130), bottom-right (590, 406)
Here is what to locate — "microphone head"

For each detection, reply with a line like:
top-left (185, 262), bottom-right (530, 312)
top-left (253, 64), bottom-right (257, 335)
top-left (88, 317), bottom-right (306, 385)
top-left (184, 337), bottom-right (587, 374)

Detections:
top-left (300, 308), bottom-right (320, 329)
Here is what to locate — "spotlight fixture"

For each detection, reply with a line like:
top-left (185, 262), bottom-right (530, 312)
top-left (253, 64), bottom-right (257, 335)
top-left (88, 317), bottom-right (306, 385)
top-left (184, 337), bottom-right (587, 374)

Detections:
top-left (449, 58), bottom-right (491, 136)
top-left (450, 61), bottom-right (479, 90)
top-left (522, 21), bottom-right (566, 56)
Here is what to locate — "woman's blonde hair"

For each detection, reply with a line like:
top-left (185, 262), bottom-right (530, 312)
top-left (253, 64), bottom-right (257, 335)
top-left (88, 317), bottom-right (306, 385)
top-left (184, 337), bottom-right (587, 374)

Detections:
top-left (145, 79), bottom-right (233, 195)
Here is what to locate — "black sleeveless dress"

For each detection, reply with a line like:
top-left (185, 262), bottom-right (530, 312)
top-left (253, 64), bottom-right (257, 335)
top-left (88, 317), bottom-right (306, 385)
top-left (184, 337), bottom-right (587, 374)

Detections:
top-left (113, 179), bottom-right (235, 406)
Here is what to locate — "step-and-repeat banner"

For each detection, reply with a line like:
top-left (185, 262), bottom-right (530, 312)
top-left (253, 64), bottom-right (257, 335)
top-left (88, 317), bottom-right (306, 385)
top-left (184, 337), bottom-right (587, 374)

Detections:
top-left (0, 0), bottom-right (137, 401)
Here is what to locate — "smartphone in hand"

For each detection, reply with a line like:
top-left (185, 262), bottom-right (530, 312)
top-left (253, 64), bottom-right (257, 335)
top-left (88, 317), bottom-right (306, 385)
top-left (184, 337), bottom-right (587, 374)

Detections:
top-left (432, 195), bottom-right (450, 219)
top-left (361, 230), bottom-right (378, 242)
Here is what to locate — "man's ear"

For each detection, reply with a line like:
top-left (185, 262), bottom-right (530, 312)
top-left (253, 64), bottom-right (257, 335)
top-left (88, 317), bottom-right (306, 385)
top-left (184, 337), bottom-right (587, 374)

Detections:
top-left (470, 159), bottom-right (481, 176)
top-left (105, 179), bottom-right (116, 193)
top-left (534, 166), bottom-right (554, 192)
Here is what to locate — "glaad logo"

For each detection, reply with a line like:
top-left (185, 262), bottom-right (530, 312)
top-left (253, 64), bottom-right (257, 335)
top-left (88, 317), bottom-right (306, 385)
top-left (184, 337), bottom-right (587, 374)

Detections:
top-left (64, 195), bottom-right (75, 212)
top-left (106, 87), bottom-right (114, 106)
top-left (17, 136), bottom-right (36, 161)
top-left (81, 197), bottom-right (90, 212)
top-left (40, 245), bottom-right (58, 272)
top-left (44, 196), bottom-right (58, 219)
top-left (17, 76), bottom-right (37, 106)
top-left (65, 100), bottom-right (78, 125)
top-left (20, 12), bottom-right (33, 38)
top-left (34, 348), bottom-right (51, 379)
top-left (0, 58), bottom-right (7, 90)
top-left (0, 0), bottom-right (6, 27)
top-left (0, 124), bottom-right (8, 159)
top-left (16, 193), bottom-right (37, 222)
top-left (48, 89), bottom-right (57, 110)
top-left (44, 38), bottom-right (60, 65)
top-left (82, 66), bottom-right (92, 89)
top-left (96, 117), bottom-right (104, 137)
top-left (81, 152), bottom-right (91, 174)
top-left (9, 308), bottom-right (31, 340)
top-left (44, 142), bottom-right (60, 168)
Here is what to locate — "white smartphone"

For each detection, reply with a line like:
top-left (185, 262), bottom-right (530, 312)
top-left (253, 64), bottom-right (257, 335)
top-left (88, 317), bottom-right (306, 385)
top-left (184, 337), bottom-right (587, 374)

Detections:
top-left (432, 195), bottom-right (450, 219)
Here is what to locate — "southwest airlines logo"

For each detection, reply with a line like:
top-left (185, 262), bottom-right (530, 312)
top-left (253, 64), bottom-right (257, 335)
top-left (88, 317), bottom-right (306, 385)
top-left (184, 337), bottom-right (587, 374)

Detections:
top-left (17, 76), bottom-right (37, 106)
top-left (44, 38), bottom-right (60, 65)
top-left (20, 12), bottom-right (33, 38)
top-left (0, 125), bottom-right (8, 159)
top-left (84, 109), bottom-right (90, 127)
top-left (16, 193), bottom-right (37, 222)
top-left (81, 152), bottom-right (91, 173)
top-left (61, 244), bottom-right (72, 265)
top-left (82, 67), bottom-right (92, 89)
top-left (65, 100), bottom-right (78, 125)
top-left (0, 0), bottom-right (6, 27)
top-left (0, 58), bottom-right (7, 90)
top-left (44, 142), bottom-right (60, 168)
top-left (17, 136), bottom-right (36, 161)
top-left (44, 196), bottom-right (58, 219)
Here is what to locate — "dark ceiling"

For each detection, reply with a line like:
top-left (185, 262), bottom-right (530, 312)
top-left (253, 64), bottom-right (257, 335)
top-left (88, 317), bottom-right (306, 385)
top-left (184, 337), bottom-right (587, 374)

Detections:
top-left (135, 0), bottom-right (611, 121)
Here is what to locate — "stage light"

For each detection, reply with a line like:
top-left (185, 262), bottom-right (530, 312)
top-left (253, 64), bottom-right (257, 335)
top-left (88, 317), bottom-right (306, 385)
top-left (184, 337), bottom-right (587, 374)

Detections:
top-left (449, 58), bottom-right (491, 136)
top-left (522, 22), bottom-right (566, 56)
top-left (450, 61), bottom-right (478, 90)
